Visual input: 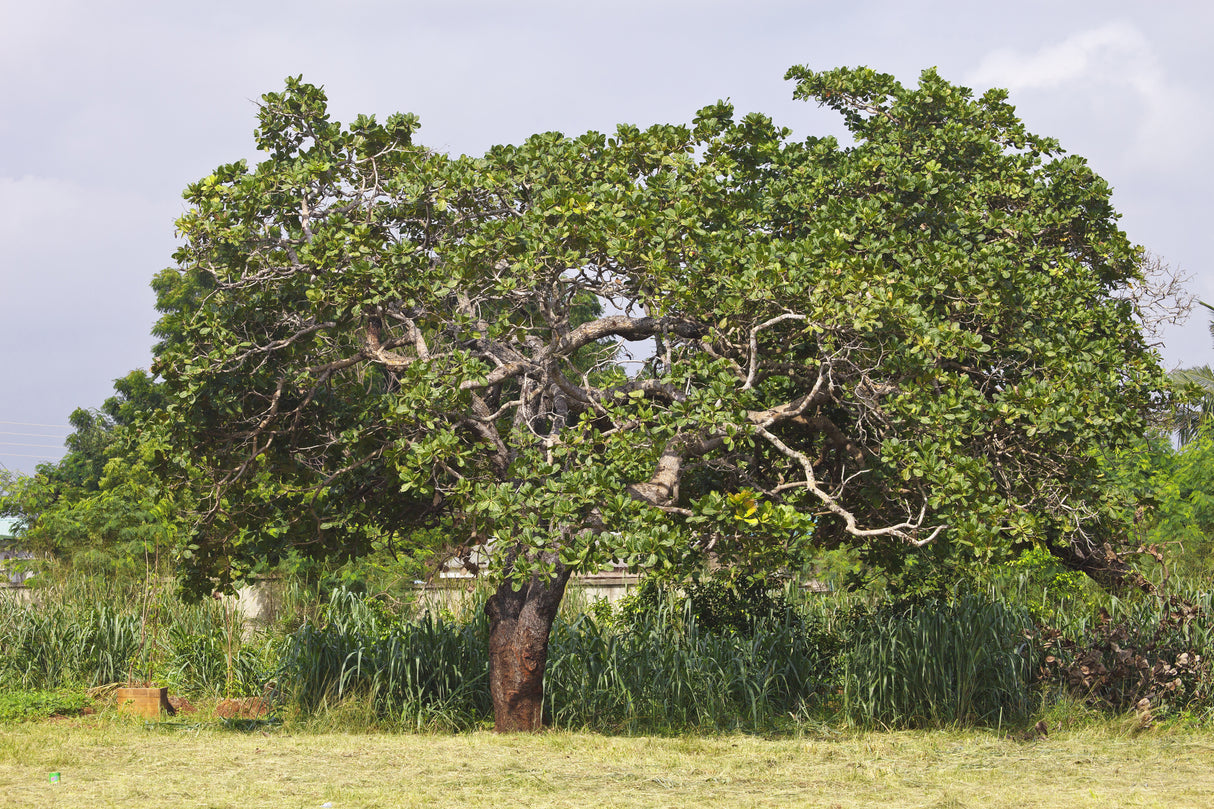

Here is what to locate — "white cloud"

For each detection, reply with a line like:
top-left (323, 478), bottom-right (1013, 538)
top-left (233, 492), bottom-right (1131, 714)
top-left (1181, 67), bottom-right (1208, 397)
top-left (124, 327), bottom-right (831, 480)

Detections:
top-left (967, 21), bottom-right (1208, 169)
top-left (969, 22), bottom-right (1151, 91)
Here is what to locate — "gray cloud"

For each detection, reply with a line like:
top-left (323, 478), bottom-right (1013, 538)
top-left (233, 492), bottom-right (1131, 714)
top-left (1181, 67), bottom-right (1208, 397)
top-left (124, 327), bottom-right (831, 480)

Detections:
top-left (2, 0), bottom-right (1210, 472)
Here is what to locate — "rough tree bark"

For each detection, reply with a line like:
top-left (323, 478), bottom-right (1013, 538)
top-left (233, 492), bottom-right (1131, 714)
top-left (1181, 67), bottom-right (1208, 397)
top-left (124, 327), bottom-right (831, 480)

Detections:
top-left (484, 562), bottom-right (573, 732)
top-left (1055, 541), bottom-right (1158, 596)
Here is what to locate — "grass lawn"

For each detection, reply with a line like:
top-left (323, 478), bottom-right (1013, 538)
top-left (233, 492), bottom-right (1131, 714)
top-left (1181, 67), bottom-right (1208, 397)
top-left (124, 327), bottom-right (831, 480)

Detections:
top-left (2, 716), bottom-right (1213, 808)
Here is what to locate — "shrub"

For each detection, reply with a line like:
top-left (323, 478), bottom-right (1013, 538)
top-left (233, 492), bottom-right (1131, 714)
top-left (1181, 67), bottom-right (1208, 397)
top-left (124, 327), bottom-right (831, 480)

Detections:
top-left (615, 574), bottom-right (797, 636)
top-left (161, 599), bottom-right (278, 698)
top-left (1036, 589), bottom-right (1214, 716)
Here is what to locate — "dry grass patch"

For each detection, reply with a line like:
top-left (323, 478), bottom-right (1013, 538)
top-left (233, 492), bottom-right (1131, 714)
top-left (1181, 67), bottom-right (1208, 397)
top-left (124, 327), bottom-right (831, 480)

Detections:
top-left (2, 717), bottom-right (1213, 808)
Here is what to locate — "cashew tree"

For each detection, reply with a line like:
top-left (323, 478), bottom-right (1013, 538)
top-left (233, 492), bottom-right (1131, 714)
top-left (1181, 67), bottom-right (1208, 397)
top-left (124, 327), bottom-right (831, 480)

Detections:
top-left (153, 67), bottom-right (1168, 731)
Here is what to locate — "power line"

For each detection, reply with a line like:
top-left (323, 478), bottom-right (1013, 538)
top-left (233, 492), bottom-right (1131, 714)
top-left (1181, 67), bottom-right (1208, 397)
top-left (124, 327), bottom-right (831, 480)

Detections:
top-left (1, 452), bottom-right (63, 460)
top-left (1, 442), bottom-right (65, 449)
top-left (0, 431), bottom-right (67, 439)
top-left (0, 420), bottom-right (72, 431)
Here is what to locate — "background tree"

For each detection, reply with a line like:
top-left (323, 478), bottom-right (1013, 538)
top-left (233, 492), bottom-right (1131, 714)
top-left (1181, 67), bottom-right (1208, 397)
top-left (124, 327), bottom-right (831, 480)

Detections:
top-left (154, 67), bottom-right (1169, 730)
top-left (1096, 421), bottom-right (1214, 584)
top-left (0, 371), bottom-right (177, 573)
top-left (1144, 427), bottom-right (1214, 581)
top-left (1171, 301), bottom-right (1214, 445)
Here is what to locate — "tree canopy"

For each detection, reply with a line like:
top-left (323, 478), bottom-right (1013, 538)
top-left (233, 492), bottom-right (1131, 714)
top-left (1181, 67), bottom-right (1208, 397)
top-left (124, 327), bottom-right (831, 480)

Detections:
top-left (152, 66), bottom-right (1169, 728)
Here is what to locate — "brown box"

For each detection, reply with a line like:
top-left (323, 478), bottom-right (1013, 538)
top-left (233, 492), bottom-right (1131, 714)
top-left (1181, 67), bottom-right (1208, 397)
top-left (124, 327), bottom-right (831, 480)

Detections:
top-left (115, 686), bottom-right (173, 718)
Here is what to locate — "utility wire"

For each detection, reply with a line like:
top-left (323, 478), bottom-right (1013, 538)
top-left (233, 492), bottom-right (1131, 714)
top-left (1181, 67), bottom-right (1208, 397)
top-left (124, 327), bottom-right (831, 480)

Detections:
top-left (1, 422), bottom-right (70, 468)
top-left (0, 431), bottom-right (68, 439)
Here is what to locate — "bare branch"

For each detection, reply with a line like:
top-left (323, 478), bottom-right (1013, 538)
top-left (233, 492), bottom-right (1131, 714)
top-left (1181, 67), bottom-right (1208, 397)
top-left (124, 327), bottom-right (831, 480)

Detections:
top-left (742, 313), bottom-right (808, 390)
top-left (1123, 251), bottom-right (1194, 345)
top-left (754, 423), bottom-right (945, 546)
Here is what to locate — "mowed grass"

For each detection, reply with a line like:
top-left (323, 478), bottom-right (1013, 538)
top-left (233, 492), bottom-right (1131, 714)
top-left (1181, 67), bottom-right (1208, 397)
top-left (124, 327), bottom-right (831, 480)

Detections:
top-left (3, 718), bottom-right (1214, 808)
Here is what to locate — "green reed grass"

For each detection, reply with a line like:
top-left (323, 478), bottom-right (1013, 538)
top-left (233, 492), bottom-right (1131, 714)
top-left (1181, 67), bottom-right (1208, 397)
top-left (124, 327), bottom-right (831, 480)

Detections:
top-left (12, 566), bottom-right (1214, 733)
top-left (272, 584), bottom-right (1040, 733)
top-left (838, 591), bottom-right (1036, 729)
top-left (0, 597), bottom-right (144, 689)
top-left (545, 595), bottom-right (837, 732)
top-left (273, 585), bottom-right (838, 733)
top-left (1046, 586), bottom-right (1214, 655)
top-left (0, 572), bottom-right (275, 697)
top-left (273, 588), bottom-right (492, 730)
top-left (160, 598), bottom-right (278, 697)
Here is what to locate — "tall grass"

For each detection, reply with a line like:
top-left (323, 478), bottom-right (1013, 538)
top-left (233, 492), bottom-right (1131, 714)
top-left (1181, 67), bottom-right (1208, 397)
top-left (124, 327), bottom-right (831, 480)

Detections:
top-left (1045, 586), bottom-right (1214, 659)
top-left (545, 596), bottom-right (837, 732)
top-left (837, 591), bottom-right (1036, 729)
top-left (160, 598), bottom-right (278, 697)
top-left (0, 573), bottom-right (150, 688)
top-left (0, 598), bottom-right (143, 688)
top-left (272, 585), bottom-right (838, 732)
top-left (0, 572), bottom-right (274, 696)
top-left (273, 589), bottom-right (491, 730)
top-left (11, 564), bottom-right (1214, 732)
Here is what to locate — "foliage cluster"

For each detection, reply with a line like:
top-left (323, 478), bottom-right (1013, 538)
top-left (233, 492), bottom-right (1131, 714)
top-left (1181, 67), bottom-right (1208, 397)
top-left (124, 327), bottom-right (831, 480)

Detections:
top-left (0, 371), bottom-right (175, 567)
top-left (612, 574), bottom-right (798, 635)
top-left (1123, 427), bottom-right (1214, 580)
top-left (149, 67), bottom-right (1169, 605)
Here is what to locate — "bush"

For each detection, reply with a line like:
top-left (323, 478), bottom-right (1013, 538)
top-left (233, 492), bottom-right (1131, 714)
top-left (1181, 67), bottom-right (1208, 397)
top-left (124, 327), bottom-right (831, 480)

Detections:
top-left (615, 574), bottom-right (797, 635)
top-left (1036, 589), bottom-right (1214, 716)
top-left (161, 599), bottom-right (279, 698)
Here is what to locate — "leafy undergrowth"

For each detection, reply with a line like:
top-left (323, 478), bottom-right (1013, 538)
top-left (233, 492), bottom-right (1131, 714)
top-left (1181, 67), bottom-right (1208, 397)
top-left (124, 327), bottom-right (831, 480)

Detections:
top-left (0, 690), bottom-right (91, 723)
top-left (1037, 590), bottom-right (1214, 719)
top-left (9, 568), bottom-right (1214, 734)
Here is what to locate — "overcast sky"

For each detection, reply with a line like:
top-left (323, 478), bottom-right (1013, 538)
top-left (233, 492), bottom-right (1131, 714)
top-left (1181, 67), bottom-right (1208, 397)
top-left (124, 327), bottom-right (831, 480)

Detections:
top-left (2, 0), bottom-right (1210, 473)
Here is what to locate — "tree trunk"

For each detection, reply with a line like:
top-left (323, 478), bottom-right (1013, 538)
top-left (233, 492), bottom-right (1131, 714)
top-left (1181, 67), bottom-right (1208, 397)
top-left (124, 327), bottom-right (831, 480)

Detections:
top-left (1054, 541), bottom-right (1157, 595)
top-left (484, 564), bottom-right (572, 732)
